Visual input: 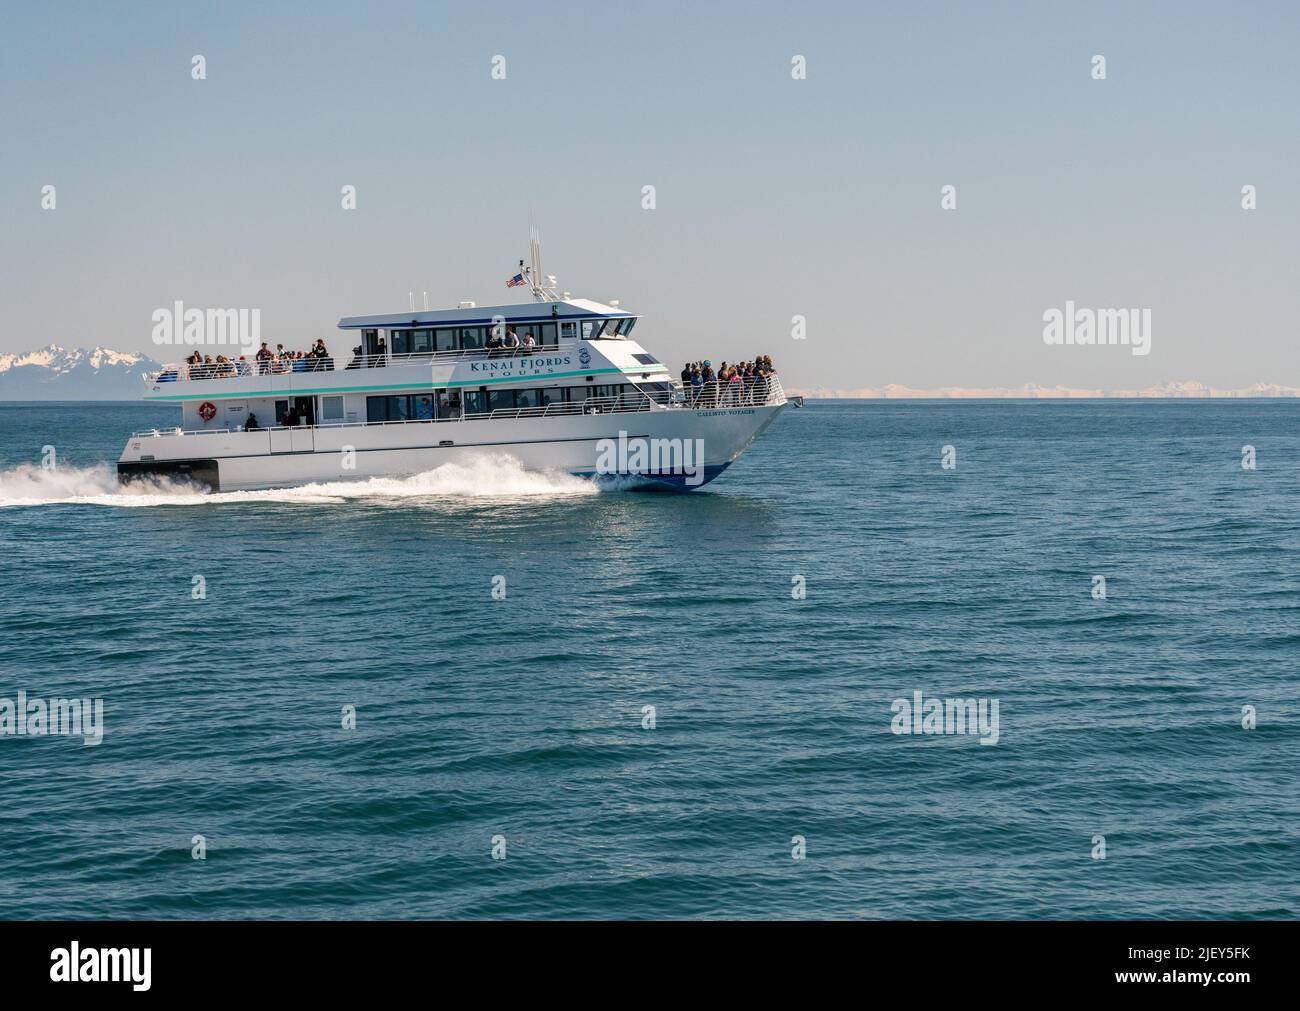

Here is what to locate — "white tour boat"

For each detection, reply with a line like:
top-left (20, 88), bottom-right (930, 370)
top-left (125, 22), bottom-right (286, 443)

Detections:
top-left (117, 245), bottom-right (792, 492)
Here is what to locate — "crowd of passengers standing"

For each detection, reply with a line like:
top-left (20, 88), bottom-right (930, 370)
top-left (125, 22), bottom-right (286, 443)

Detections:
top-left (680, 356), bottom-right (776, 406)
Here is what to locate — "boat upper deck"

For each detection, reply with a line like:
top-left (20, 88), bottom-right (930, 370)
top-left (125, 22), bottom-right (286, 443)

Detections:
top-left (142, 339), bottom-right (672, 403)
top-left (143, 297), bottom-right (651, 398)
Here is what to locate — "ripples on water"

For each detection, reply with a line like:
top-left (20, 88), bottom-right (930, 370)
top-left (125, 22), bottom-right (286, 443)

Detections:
top-left (0, 400), bottom-right (1297, 918)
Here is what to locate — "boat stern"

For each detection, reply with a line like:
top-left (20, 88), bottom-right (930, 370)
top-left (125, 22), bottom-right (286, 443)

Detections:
top-left (117, 435), bottom-right (221, 491)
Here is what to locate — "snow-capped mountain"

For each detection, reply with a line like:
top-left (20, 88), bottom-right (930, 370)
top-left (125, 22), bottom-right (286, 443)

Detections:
top-left (0, 344), bottom-right (162, 400)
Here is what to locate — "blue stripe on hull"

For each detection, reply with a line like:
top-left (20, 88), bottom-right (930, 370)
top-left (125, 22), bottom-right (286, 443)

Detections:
top-left (573, 462), bottom-right (731, 492)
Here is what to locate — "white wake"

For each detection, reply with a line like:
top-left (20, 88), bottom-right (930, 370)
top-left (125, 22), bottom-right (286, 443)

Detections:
top-left (0, 454), bottom-right (599, 508)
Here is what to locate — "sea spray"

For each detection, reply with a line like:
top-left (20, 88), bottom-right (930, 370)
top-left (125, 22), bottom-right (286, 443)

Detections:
top-left (0, 454), bottom-right (599, 509)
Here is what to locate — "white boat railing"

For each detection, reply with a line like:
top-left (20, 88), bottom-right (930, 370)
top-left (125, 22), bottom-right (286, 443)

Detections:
top-left (130, 376), bottom-right (786, 439)
top-left (147, 343), bottom-right (577, 384)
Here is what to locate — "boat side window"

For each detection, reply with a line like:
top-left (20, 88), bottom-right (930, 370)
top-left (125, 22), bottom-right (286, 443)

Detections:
top-left (538, 387), bottom-right (566, 406)
top-left (390, 329), bottom-right (411, 355)
top-left (410, 329), bottom-right (433, 354)
top-left (487, 389), bottom-right (514, 412)
top-left (463, 390), bottom-right (487, 415)
top-left (537, 323), bottom-right (558, 347)
top-left (514, 388), bottom-right (540, 410)
top-left (435, 328), bottom-right (457, 353)
top-left (560, 321), bottom-right (578, 342)
top-left (367, 395), bottom-right (411, 422)
top-left (581, 320), bottom-right (599, 340)
top-left (321, 396), bottom-right (344, 422)
top-left (459, 327), bottom-right (485, 350)
top-left (619, 318), bottom-right (636, 336)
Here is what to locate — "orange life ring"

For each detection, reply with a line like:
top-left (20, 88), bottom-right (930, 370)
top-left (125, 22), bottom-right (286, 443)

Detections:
top-left (198, 402), bottom-right (217, 422)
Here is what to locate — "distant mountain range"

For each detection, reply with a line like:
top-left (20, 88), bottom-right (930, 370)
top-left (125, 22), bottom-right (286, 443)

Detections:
top-left (788, 380), bottom-right (1300, 399)
top-left (0, 345), bottom-right (161, 400)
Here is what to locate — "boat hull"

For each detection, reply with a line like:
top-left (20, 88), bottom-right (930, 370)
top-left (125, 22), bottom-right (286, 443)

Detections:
top-left (117, 402), bottom-right (784, 493)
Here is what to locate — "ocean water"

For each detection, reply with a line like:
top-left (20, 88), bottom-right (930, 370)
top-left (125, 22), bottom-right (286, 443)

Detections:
top-left (0, 399), bottom-right (1297, 920)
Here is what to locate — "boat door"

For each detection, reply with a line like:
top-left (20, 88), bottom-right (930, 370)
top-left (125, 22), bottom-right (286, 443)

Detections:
top-left (435, 389), bottom-right (462, 420)
top-left (291, 397), bottom-right (315, 452)
top-left (270, 399), bottom-right (292, 453)
top-left (270, 397), bottom-right (316, 453)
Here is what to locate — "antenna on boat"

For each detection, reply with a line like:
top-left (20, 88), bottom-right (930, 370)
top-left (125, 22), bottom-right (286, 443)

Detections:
top-left (408, 291), bottom-right (415, 311)
top-left (528, 227), bottom-right (559, 302)
top-left (423, 291), bottom-right (429, 311)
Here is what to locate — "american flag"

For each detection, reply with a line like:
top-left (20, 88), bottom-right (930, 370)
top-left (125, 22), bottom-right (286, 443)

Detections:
top-left (506, 272), bottom-right (526, 288)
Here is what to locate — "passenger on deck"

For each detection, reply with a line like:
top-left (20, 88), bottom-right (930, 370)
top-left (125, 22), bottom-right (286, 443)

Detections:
top-left (726, 367), bottom-right (743, 404)
top-left (520, 330), bottom-right (536, 354)
top-left (486, 328), bottom-right (503, 358)
top-left (282, 405), bottom-right (299, 428)
top-left (346, 346), bottom-right (362, 369)
top-left (503, 327), bottom-right (520, 355)
top-left (244, 413), bottom-right (260, 431)
top-left (256, 342), bottom-right (274, 375)
top-left (417, 396), bottom-right (434, 421)
top-left (374, 336), bottom-right (388, 366)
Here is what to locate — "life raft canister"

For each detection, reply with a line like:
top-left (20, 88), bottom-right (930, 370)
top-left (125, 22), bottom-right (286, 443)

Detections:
top-left (198, 401), bottom-right (217, 422)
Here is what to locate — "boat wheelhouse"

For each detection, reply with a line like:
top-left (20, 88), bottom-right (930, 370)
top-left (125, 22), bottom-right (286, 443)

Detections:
top-left (118, 264), bottom-right (790, 492)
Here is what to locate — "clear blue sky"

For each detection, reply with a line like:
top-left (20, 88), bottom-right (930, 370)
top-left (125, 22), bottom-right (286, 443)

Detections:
top-left (2, 1), bottom-right (1297, 390)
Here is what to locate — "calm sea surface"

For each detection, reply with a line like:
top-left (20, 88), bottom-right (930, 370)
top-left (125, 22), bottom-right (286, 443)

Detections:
top-left (0, 399), bottom-right (1297, 919)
